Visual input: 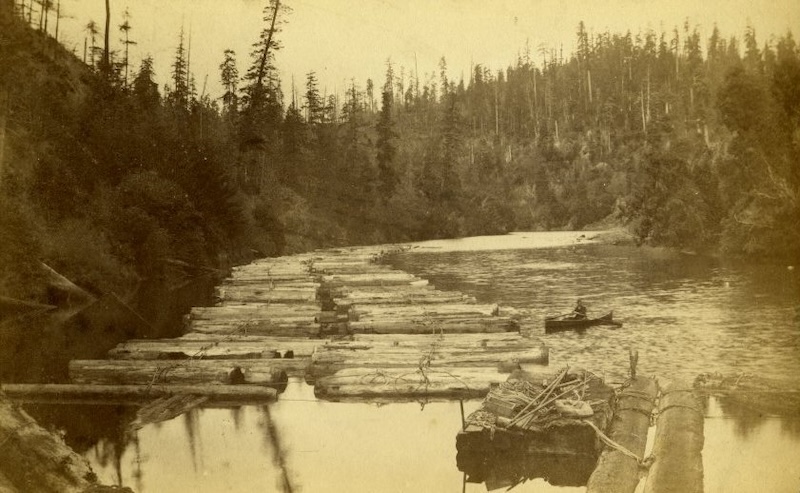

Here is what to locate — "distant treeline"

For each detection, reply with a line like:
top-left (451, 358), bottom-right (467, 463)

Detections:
top-left (1, 2), bottom-right (799, 301)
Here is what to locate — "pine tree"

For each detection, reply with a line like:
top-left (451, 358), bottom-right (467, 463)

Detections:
top-left (219, 49), bottom-right (239, 116)
top-left (376, 61), bottom-right (397, 197)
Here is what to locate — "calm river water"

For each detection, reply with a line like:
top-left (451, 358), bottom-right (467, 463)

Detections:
top-left (41, 232), bottom-right (800, 493)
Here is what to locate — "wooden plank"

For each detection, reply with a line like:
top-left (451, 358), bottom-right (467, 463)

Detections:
top-left (1, 383), bottom-right (278, 404)
top-left (314, 367), bottom-right (509, 400)
top-left (69, 360), bottom-right (290, 388)
top-left (643, 382), bottom-right (704, 493)
top-left (587, 376), bottom-right (658, 493)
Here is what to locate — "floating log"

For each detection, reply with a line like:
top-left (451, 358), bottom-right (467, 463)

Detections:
top-left (336, 291), bottom-right (475, 306)
top-left (214, 287), bottom-right (317, 303)
top-left (320, 273), bottom-right (426, 286)
top-left (314, 367), bottom-right (510, 399)
top-left (0, 393), bottom-right (96, 493)
top-left (189, 304), bottom-right (320, 321)
top-left (347, 317), bottom-right (519, 334)
top-left (109, 338), bottom-right (320, 360)
top-left (129, 394), bottom-right (209, 431)
top-left (187, 320), bottom-right (322, 338)
top-left (643, 381), bottom-right (704, 493)
top-left (1, 383), bottom-right (278, 404)
top-left (69, 360), bottom-right (289, 389)
top-left (587, 376), bottom-right (658, 493)
top-left (331, 333), bottom-right (542, 349)
top-left (308, 345), bottom-right (548, 379)
top-left (311, 263), bottom-right (392, 274)
top-left (349, 303), bottom-right (499, 320)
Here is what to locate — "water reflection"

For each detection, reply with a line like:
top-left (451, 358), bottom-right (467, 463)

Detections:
top-left (457, 449), bottom-right (596, 490)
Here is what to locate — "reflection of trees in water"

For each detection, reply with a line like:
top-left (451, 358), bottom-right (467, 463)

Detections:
top-left (259, 405), bottom-right (295, 493)
top-left (231, 406), bottom-right (243, 431)
top-left (183, 408), bottom-right (203, 473)
top-left (25, 403), bottom-right (136, 455)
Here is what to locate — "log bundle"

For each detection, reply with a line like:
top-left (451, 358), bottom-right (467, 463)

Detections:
top-left (308, 334), bottom-right (549, 382)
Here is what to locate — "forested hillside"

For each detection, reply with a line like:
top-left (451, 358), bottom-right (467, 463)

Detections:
top-left (1, 1), bottom-right (798, 303)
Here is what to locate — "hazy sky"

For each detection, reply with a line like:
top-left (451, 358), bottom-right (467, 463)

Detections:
top-left (56, 0), bottom-right (800, 101)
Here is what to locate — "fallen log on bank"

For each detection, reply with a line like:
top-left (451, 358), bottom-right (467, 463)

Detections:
top-left (69, 359), bottom-right (290, 389)
top-left (314, 367), bottom-right (512, 400)
top-left (586, 376), bottom-right (658, 493)
top-left (1, 383), bottom-right (278, 404)
top-left (643, 381), bottom-right (704, 493)
top-left (0, 393), bottom-right (97, 493)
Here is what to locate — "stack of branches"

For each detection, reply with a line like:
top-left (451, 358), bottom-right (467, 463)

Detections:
top-left (469, 368), bottom-right (607, 432)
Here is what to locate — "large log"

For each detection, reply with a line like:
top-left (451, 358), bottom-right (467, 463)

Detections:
top-left (333, 333), bottom-right (541, 349)
top-left (321, 273), bottom-right (427, 286)
top-left (314, 367), bottom-right (508, 400)
top-left (308, 345), bottom-right (548, 379)
top-left (187, 320), bottom-right (322, 338)
top-left (0, 394), bottom-right (95, 493)
top-left (214, 287), bottom-right (317, 303)
top-left (312, 261), bottom-right (393, 275)
top-left (109, 338), bottom-right (321, 360)
top-left (587, 376), bottom-right (658, 493)
top-left (190, 303), bottom-right (319, 317)
top-left (338, 295), bottom-right (475, 307)
top-left (643, 381), bottom-right (704, 493)
top-left (69, 359), bottom-right (290, 389)
top-left (347, 317), bottom-right (519, 334)
top-left (1, 383), bottom-right (278, 404)
top-left (350, 303), bottom-right (499, 319)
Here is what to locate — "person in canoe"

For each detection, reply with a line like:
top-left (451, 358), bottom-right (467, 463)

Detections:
top-left (572, 299), bottom-right (587, 320)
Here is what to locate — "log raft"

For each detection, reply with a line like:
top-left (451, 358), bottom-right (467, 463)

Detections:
top-left (55, 247), bottom-right (539, 405)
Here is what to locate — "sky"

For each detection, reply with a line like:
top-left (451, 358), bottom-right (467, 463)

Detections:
top-left (55, 0), bottom-right (800, 101)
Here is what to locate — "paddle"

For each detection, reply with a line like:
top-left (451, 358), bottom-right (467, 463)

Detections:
top-left (545, 312), bottom-right (576, 321)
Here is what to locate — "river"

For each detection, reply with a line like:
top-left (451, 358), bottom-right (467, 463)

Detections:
top-left (27, 232), bottom-right (800, 493)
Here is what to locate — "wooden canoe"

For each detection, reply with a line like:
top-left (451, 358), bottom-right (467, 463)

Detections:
top-left (544, 311), bottom-right (621, 333)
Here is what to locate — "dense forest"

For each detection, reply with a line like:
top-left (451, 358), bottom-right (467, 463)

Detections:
top-left (1, 0), bottom-right (799, 303)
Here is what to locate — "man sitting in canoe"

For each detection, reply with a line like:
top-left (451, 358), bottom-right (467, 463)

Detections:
top-left (572, 299), bottom-right (587, 320)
